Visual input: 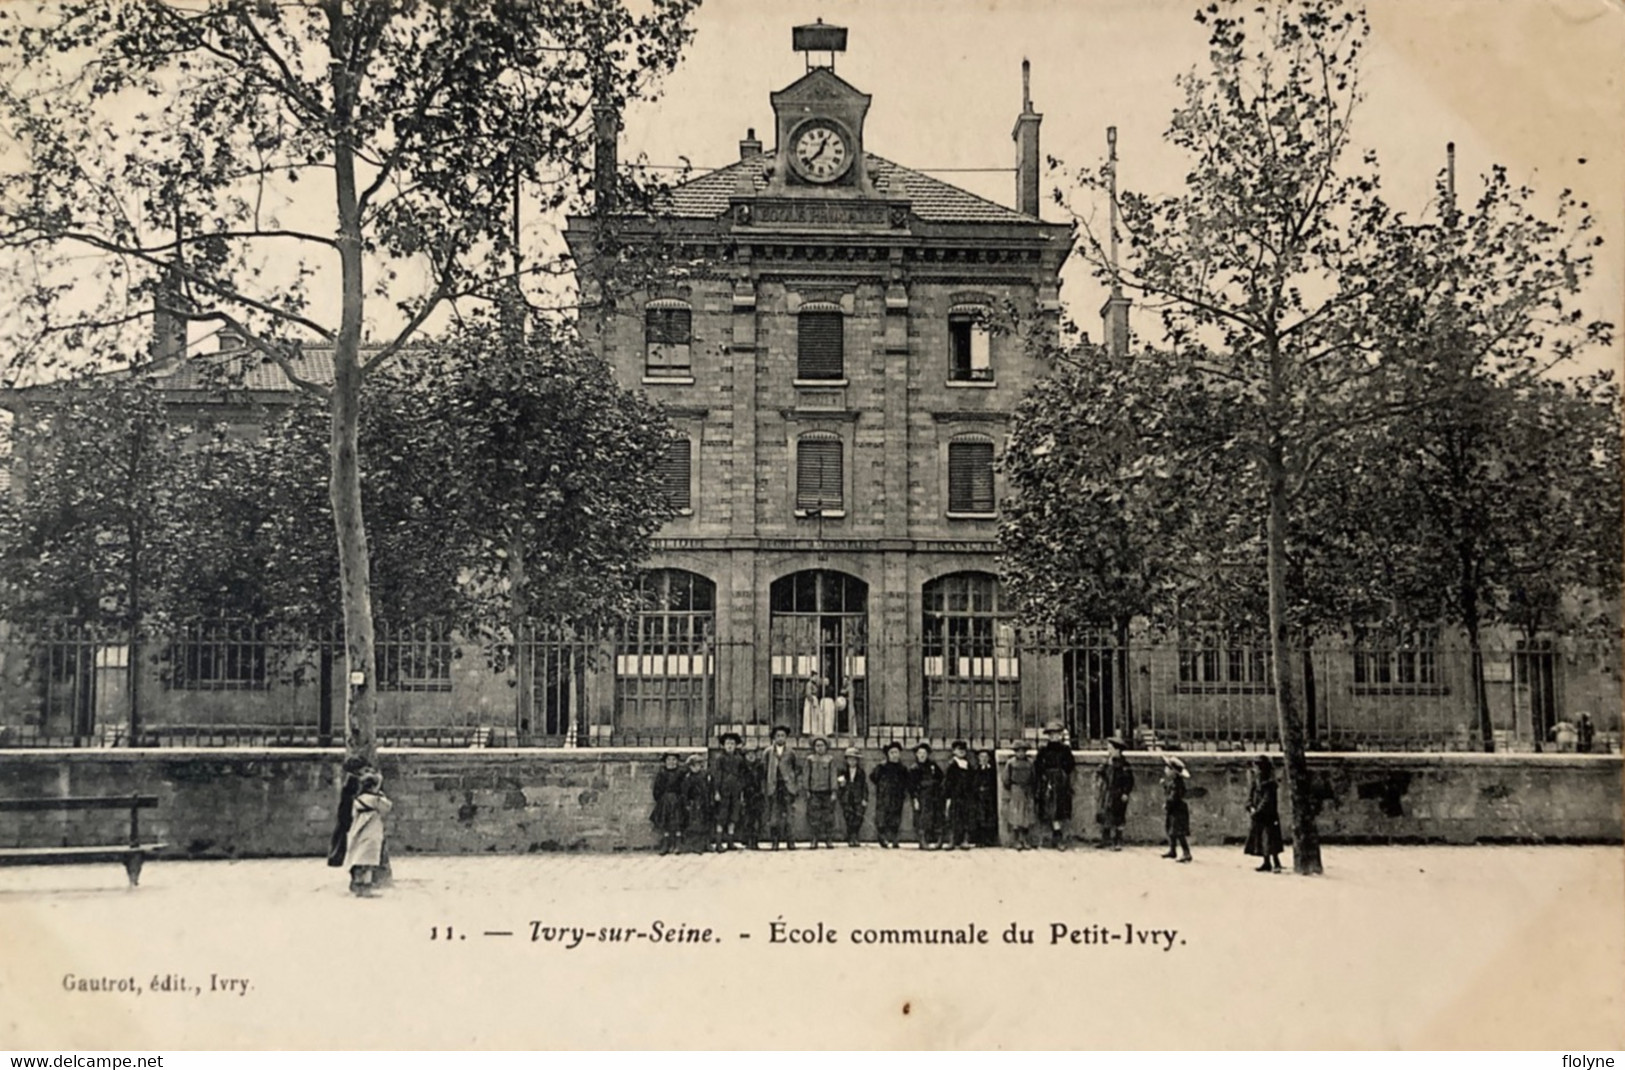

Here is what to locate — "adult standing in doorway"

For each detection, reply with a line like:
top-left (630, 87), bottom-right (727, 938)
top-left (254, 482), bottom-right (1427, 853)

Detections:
top-left (1033, 719), bottom-right (1077, 850)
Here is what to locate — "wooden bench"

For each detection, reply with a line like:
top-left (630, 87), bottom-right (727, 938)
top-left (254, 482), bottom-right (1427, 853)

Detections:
top-left (0, 794), bottom-right (166, 886)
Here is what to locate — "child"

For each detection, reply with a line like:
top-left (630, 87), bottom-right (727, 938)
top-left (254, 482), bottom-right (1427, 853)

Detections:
top-left (1034, 719), bottom-right (1077, 849)
top-left (327, 754), bottom-right (367, 868)
top-left (713, 732), bottom-right (749, 849)
top-left (1161, 755), bottom-right (1193, 863)
top-left (869, 742), bottom-right (909, 848)
top-left (837, 746), bottom-right (868, 846)
top-left (1094, 735), bottom-right (1135, 851)
top-left (974, 748), bottom-right (1000, 847)
top-left (681, 753), bottom-right (717, 853)
top-left (343, 767), bottom-right (393, 897)
top-left (762, 724), bottom-right (803, 851)
top-left (907, 743), bottom-right (945, 850)
top-left (1244, 754), bottom-right (1284, 873)
top-left (651, 752), bottom-right (686, 855)
top-left (739, 746), bottom-right (766, 849)
top-left (804, 737), bottom-right (838, 848)
top-left (1003, 741), bottom-right (1036, 849)
top-left (943, 740), bottom-right (977, 849)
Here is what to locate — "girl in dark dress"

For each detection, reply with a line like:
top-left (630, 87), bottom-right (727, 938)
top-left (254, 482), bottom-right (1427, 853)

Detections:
top-left (651, 753), bottom-right (687, 855)
top-left (1033, 719), bottom-right (1077, 849)
top-left (907, 743), bottom-right (946, 849)
top-left (1244, 754), bottom-right (1284, 872)
top-left (681, 753), bottom-right (717, 853)
top-left (1160, 755), bottom-right (1193, 863)
top-left (869, 742), bottom-right (909, 848)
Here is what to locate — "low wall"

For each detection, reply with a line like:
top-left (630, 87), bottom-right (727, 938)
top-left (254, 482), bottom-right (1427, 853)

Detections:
top-left (0, 748), bottom-right (1618, 857)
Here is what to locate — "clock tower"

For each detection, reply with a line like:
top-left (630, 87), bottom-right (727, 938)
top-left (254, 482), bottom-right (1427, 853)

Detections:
top-left (765, 20), bottom-right (877, 196)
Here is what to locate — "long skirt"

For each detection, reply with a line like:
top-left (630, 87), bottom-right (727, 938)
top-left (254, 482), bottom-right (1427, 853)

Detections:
top-left (1164, 799), bottom-right (1190, 838)
top-left (1004, 783), bottom-right (1034, 830)
top-left (807, 791), bottom-right (837, 841)
top-left (1244, 812), bottom-right (1284, 856)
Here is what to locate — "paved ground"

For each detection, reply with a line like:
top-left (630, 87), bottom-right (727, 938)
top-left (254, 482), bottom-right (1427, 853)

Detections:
top-left (1, 844), bottom-right (1621, 1050)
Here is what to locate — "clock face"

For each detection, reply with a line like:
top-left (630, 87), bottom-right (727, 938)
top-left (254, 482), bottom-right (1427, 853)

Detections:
top-left (791, 122), bottom-right (852, 183)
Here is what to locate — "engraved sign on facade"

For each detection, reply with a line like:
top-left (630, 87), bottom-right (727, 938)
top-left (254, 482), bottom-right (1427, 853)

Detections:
top-left (753, 199), bottom-right (892, 226)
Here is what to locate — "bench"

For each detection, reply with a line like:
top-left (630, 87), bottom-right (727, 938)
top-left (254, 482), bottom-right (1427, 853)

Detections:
top-left (0, 795), bottom-right (166, 886)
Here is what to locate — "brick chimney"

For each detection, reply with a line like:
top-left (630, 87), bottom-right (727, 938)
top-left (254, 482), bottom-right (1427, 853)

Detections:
top-left (1012, 59), bottom-right (1042, 218)
top-left (592, 71), bottom-right (619, 215)
top-left (150, 264), bottom-right (186, 365)
top-left (739, 127), bottom-right (763, 160)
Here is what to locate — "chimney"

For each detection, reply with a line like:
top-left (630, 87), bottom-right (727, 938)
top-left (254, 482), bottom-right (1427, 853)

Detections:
top-left (1101, 125), bottom-right (1130, 357)
top-left (150, 264), bottom-right (186, 365)
top-left (592, 72), bottom-right (619, 215)
top-left (739, 127), bottom-right (763, 160)
top-left (1012, 59), bottom-right (1042, 218)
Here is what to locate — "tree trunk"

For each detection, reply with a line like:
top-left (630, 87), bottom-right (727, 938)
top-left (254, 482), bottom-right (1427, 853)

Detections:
top-left (1265, 338), bottom-right (1322, 875)
top-left (125, 425), bottom-right (143, 747)
top-left (1461, 555), bottom-right (1494, 753)
top-left (510, 537), bottom-right (534, 739)
top-left (327, 8), bottom-right (376, 764)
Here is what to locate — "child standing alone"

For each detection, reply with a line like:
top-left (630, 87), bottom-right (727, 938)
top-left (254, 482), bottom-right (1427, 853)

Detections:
top-left (1003, 741), bottom-right (1036, 849)
top-left (343, 767), bottom-right (393, 897)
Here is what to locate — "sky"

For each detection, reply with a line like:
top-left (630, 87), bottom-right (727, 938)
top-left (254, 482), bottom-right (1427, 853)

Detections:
top-left (612, 0), bottom-right (1625, 377)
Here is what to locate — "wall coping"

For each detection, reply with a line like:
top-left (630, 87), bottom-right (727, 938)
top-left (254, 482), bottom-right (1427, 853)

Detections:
top-left (0, 747), bottom-right (1615, 769)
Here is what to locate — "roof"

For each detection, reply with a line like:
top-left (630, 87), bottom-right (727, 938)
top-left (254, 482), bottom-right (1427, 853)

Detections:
top-left (153, 347), bottom-right (337, 393)
top-left (656, 151), bottom-right (1040, 226)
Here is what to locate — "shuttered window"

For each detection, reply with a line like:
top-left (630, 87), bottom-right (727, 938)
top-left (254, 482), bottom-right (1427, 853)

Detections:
top-left (645, 304), bottom-right (692, 376)
top-left (797, 310), bottom-right (844, 380)
top-left (795, 434), bottom-right (843, 511)
top-left (659, 437), bottom-right (692, 511)
top-left (947, 439), bottom-right (995, 514)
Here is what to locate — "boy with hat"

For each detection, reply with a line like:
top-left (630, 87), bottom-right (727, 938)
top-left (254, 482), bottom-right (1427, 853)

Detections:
top-left (762, 724), bottom-right (803, 850)
top-left (1094, 735), bottom-right (1136, 851)
top-left (1003, 741), bottom-right (1037, 849)
top-left (837, 746), bottom-right (868, 846)
top-left (1033, 719), bottom-right (1077, 849)
top-left (869, 741), bottom-right (909, 848)
top-left (1160, 755), bottom-right (1193, 863)
top-left (713, 731), bottom-right (749, 849)
top-left (943, 739), bottom-right (977, 849)
top-left (907, 742), bottom-right (946, 849)
top-left (681, 752), bottom-right (717, 853)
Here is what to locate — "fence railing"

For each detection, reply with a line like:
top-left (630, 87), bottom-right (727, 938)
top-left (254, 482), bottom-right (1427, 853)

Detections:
top-left (0, 620), bottom-right (1617, 754)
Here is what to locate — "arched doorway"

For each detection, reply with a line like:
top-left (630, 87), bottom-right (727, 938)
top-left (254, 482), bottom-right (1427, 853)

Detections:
top-left (922, 571), bottom-right (1019, 741)
top-left (768, 570), bottom-right (867, 735)
top-left (613, 569), bottom-right (716, 743)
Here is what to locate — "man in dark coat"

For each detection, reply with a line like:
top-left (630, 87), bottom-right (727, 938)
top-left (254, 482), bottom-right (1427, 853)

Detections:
top-left (869, 741), bottom-right (909, 848)
top-left (942, 740), bottom-right (978, 849)
top-left (1094, 735), bottom-right (1136, 850)
top-left (713, 732), bottom-right (750, 849)
top-left (907, 743), bottom-right (946, 849)
top-left (1033, 719), bottom-right (1077, 849)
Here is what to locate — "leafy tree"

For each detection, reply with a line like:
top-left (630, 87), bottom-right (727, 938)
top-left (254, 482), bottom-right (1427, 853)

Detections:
top-left (0, 0), bottom-right (698, 760)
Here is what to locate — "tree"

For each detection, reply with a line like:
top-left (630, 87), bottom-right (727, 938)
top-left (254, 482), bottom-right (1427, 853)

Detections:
top-left (0, 0), bottom-right (698, 761)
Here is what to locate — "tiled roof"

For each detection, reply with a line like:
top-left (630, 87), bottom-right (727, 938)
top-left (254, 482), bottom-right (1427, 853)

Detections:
top-left (154, 347), bottom-right (338, 393)
top-left (658, 152), bottom-right (1039, 226)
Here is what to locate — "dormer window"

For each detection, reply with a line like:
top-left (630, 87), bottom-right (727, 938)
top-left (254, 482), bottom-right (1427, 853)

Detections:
top-left (949, 308), bottom-right (993, 383)
top-left (645, 300), bottom-right (692, 380)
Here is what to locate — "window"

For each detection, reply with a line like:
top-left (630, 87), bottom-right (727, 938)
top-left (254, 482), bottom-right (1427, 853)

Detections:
top-left (922, 572), bottom-right (1019, 738)
top-left (947, 438), bottom-right (996, 514)
top-left (377, 622), bottom-right (453, 692)
top-left (948, 310), bottom-right (993, 382)
top-left (659, 436), bottom-right (692, 512)
top-left (797, 308), bottom-right (844, 381)
top-left (169, 621), bottom-right (268, 691)
top-left (795, 432), bottom-right (842, 513)
top-left (768, 570), bottom-right (868, 734)
top-left (644, 301), bottom-right (692, 378)
top-left (1176, 634), bottom-right (1270, 691)
top-left (1353, 627), bottom-right (1440, 691)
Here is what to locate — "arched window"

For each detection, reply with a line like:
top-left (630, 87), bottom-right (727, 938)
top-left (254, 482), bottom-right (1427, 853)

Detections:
top-left (796, 304), bottom-right (844, 381)
top-left (644, 299), bottom-right (692, 379)
top-left (795, 431), bottom-right (843, 513)
top-left (947, 435), bottom-right (996, 515)
top-left (922, 572), bottom-right (1018, 740)
top-left (768, 570), bottom-right (867, 735)
top-left (614, 570), bottom-right (716, 743)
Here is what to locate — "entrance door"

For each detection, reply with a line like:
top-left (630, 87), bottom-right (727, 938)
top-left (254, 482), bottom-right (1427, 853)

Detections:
top-left (1513, 642), bottom-right (1559, 749)
top-left (1063, 645), bottom-right (1115, 744)
top-left (769, 570), bottom-right (867, 736)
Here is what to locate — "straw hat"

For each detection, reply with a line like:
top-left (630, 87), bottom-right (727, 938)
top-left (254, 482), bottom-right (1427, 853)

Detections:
top-left (1043, 719), bottom-right (1065, 733)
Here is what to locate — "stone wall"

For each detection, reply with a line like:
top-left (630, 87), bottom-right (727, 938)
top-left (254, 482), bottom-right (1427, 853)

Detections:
top-left (0, 748), bottom-right (1617, 858)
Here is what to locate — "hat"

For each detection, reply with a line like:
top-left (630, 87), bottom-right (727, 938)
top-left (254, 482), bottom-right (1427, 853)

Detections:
top-left (1044, 719), bottom-right (1064, 733)
top-left (686, 752), bottom-right (705, 766)
top-left (1012, 740), bottom-right (1032, 752)
top-left (950, 738), bottom-right (969, 751)
top-left (844, 746), bottom-right (862, 758)
top-left (1163, 755), bottom-right (1190, 778)
top-left (1106, 735), bottom-right (1129, 750)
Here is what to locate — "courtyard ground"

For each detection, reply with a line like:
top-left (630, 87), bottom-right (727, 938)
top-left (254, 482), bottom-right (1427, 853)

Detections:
top-left (1, 844), bottom-right (1621, 1050)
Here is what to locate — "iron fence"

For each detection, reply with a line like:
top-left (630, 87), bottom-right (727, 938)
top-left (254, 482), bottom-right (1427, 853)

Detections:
top-left (0, 620), bottom-right (1618, 754)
